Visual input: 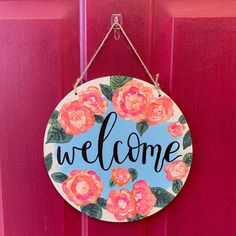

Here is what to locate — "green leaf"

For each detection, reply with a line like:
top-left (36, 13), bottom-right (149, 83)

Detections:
top-left (183, 153), bottom-right (192, 167)
top-left (109, 179), bottom-right (116, 188)
top-left (49, 110), bottom-right (59, 124)
top-left (97, 197), bottom-right (107, 209)
top-left (94, 114), bottom-right (104, 123)
top-left (46, 120), bottom-right (73, 144)
top-left (51, 172), bottom-right (68, 183)
top-left (127, 214), bottom-right (145, 222)
top-left (178, 114), bottom-right (186, 124)
top-left (44, 153), bottom-right (53, 172)
top-left (136, 120), bottom-right (149, 136)
top-left (81, 204), bottom-right (102, 219)
top-left (99, 84), bottom-right (113, 101)
top-left (183, 130), bottom-right (192, 149)
top-left (128, 168), bottom-right (138, 182)
top-left (172, 180), bottom-right (183, 194)
top-left (110, 76), bottom-right (133, 91)
top-left (151, 187), bottom-right (174, 208)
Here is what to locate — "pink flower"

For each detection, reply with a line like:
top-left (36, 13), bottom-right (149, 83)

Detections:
top-left (107, 189), bottom-right (136, 221)
top-left (78, 86), bottom-right (108, 115)
top-left (167, 122), bottom-right (185, 137)
top-left (62, 170), bottom-right (103, 206)
top-left (147, 96), bottom-right (174, 125)
top-left (112, 80), bottom-right (153, 122)
top-left (58, 101), bottom-right (95, 135)
top-left (111, 167), bottom-right (131, 186)
top-left (164, 160), bottom-right (189, 181)
top-left (132, 180), bottom-right (156, 216)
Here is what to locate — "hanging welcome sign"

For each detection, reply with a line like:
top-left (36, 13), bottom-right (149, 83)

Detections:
top-left (43, 76), bottom-right (193, 222)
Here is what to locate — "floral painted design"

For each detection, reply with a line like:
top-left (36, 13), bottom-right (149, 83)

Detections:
top-left (55, 86), bottom-right (108, 137)
top-left (62, 170), bottom-right (103, 206)
top-left (167, 122), bottom-right (185, 137)
top-left (147, 96), bottom-right (174, 125)
top-left (111, 167), bottom-right (132, 186)
top-left (45, 76), bottom-right (193, 222)
top-left (78, 86), bottom-right (108, 115)
top-left (112, 80), bottom-right (153, 123)
top-left (58, 101), bottom-right (95, 135)
top-left (164, 160), bottom-right (189, 181)
top-left (106, 189), bottom-right (136, 221)
top-left (48, 77), bottom-right (176, 139)
top-left (132, 180), bottom-right (156, 216)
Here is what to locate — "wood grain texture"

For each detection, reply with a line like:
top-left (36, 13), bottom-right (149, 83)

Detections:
top-left (155, 1), bottom-right (236, 235)
top-left (0, 19), bottom-right (65, 236)
top-left (165, 17), bottom-right (236, 236)
top-left (0, 1), bottom-right (80, 236)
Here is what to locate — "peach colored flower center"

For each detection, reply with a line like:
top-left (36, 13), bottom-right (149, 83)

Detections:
top-left (171, 164), bottom-right (186, 177)
top-left (76, 181), bottom-right (89, 195)
top-left (154, 105), bottom-right (164, 115)
top-left (83, 96), bottom-right (97, 107)
top-left (118, 174), bottom-right (125, 180)
top-left (125, 93), bottom-right (145, 110)
top-left (69, 111), bottom-right (85, 128)
top-left (118, 199), bottom-right (128, 209)
top-left (135, 193), bottom-right (142, 199)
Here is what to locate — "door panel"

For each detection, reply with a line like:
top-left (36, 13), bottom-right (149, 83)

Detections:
top-left (0, 2), bottom-right (80, 236)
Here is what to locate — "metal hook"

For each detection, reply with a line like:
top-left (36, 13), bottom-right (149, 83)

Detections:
top-left (111, 14), bottom-right (123, 41)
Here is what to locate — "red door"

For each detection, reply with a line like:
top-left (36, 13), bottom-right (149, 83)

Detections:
top-left (0, 0), bottom-right (235, 235)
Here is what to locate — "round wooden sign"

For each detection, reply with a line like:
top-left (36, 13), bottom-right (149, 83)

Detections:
top-left (44, 76), bottom-right (193, 222)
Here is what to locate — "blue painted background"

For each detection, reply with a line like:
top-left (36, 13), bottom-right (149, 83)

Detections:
top-left (55, 102), bottom-right (181, 199)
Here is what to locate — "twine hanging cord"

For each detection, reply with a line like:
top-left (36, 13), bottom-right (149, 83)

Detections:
top-left (74, 22), bottom-right (161, 97)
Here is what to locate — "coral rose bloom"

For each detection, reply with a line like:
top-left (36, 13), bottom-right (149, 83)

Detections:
top-left (147, 96), bottom-right (174, 125)
top-left (112, 80), bottom-right (153, 122)
top-left (132, 180), bottom-right (156, 216)
top-left (107, 189), bottom-right (136, 221)
top-left (164, 160), bottom-right (189, 181)
top-left (62, 170), bottom-right (103, 206)
top-left (78, 86), bottom-right (108, 115)
top-left (58, 101), bottom-right (95, 135)
top-left (111, 167), bottom-right (131, 186)
top-left (167, 122), bottom-right (185, 137)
